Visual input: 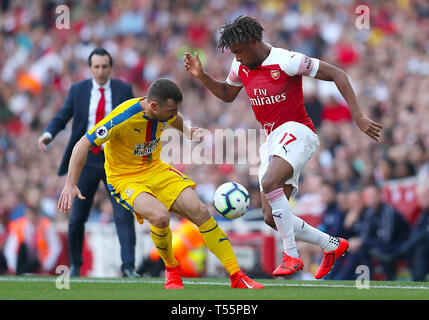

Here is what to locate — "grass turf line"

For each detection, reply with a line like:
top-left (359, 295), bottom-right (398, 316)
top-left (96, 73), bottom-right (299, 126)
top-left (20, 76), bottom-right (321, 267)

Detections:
top-left (0, 276), bottom-right (428, 300)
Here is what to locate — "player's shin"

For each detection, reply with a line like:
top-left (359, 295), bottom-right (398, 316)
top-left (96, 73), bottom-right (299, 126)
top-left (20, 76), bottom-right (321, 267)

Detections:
top-left (266, 188), bottom-right (299, 258)
top-left (198, 216), bottom-right (240, 275)
top-left (149, 225), bottom-right (179, 268)
top-left (291, 215), bottom-right (338, 252)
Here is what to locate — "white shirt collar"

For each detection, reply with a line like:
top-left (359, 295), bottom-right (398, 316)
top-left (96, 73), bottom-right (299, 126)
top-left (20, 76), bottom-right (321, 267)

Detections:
top-left (92, 78), bottom-right (111, 90)
top-left (260, 42), bottom-right (273, 67)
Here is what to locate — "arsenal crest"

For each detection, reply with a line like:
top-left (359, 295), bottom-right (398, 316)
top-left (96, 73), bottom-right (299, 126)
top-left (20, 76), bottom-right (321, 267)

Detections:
top-left (271, 70), bottom-right (280, 80)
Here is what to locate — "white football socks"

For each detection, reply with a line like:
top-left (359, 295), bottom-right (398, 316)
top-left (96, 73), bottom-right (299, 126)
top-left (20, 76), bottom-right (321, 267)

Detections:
top-left (291, 215), bottom-right (339, 252)
top-left (266, 188), bottom-right (340, 256)
top-left (266, 189), bottom-right (299, 258)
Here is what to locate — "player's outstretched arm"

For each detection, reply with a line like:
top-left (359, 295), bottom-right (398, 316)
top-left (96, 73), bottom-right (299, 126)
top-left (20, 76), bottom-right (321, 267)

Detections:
top-left (170, 112), bottom-right (204, 141)
top-left (57, 136), bottom-right (92, 213)
top-left (315, 60), bottom-right (383, 142)
top-left (183, 51), bottom-right (241, 102)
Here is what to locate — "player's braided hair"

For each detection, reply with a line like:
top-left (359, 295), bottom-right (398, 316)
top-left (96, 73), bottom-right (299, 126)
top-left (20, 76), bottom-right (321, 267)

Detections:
top-left (218, 16), bottom-right (264, 52)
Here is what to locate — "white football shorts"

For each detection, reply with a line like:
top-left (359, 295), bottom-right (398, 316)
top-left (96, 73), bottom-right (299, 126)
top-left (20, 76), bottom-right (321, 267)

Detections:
top-left (258, 121), bottom-right (320, 197)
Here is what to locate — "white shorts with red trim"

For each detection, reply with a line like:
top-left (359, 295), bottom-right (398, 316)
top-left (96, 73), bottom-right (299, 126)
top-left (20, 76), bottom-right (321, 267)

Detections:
top-left (258, 121), bottom-right (319, 197)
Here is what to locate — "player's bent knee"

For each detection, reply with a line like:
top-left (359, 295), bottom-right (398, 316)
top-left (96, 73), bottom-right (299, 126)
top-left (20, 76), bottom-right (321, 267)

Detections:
top-left (184, 202), bottom-right (211, 227)
top-left (199, 202), bottom-right (210, 214)
top-left (194, 203), bottom-right (211, 225)
top-left (261, 173), bottom-right (283, 193)
top-left (150, 211), bottom-right (170, 229)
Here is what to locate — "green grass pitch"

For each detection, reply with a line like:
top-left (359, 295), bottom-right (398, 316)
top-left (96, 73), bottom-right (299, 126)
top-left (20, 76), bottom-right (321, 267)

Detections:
top-left (1, 276), bottom-right (428, 300)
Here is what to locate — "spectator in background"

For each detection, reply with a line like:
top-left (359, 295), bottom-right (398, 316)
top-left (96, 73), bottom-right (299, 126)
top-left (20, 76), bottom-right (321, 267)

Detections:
top-left (4, 205), bottom-right (62, 275)
top-left (96, 198), bottom-right (114, 224)
top-left (342, 189), bottom-right (366, 245)
top-left (334, 161), bottom-right (360, 192)
top-left (362, 184), bottom-right (411, 280)
top-left (321, 95), bottom-right (352, 124)
top-left (380, 183), bottom-right (429, 281)
top-left (0, 203), bottom-right (9, 274)
top-left (335, 189), bottom-right (368, 280)
top-left (318, 182), bottom-right (347, 238)
top-left (303, 81), bottom-right (323, 130)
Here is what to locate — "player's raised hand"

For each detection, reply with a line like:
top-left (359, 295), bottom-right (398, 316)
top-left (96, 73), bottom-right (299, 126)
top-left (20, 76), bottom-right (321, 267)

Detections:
top-left (190, 127), bottom-right (205, 141)
top-left (58, 184), bottom-right (86, 213)
top-left (184, 51), bottom-right (203, 78)
top-left (354, 114), bottom-right (383, 142)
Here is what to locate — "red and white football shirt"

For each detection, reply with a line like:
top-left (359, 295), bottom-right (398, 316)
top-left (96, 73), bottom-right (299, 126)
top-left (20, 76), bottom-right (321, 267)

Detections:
top-left (226, 45), bottom-right (319, 135)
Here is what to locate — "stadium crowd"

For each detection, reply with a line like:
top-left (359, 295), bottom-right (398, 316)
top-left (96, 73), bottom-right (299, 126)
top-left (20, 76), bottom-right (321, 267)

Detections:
top-left (0, 0), bottom-right (429, 280)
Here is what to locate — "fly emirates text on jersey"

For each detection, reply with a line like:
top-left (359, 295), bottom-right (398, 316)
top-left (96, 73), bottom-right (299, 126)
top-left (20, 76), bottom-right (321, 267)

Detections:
top-left (250, 88), bottom-right (286, 106)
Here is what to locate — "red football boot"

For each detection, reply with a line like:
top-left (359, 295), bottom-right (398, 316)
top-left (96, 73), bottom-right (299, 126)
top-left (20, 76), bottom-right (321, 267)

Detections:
top-left (315, 237), bottom-right (349, 279)
top-left (165, 265), bottom-right (184, 289)
top-left (272, 253), bottom-right (303, 277)
top-left (230, 270), bottom-right (264, 289)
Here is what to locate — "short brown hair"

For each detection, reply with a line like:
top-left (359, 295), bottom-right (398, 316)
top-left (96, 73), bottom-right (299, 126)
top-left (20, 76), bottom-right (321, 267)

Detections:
top-left (147, 78), bottom-right (183, 106)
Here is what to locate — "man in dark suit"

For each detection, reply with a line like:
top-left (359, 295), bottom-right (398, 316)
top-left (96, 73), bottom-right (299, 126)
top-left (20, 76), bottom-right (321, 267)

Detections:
top-left (38, 48), bottom-right (138, 277)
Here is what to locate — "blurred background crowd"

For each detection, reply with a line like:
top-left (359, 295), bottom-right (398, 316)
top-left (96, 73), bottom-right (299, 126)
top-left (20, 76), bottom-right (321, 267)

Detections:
top-left (1, 0), bottom-right (429, 281)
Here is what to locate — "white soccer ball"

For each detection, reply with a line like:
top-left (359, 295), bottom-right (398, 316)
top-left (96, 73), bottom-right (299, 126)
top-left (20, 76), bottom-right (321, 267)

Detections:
top-left (213, 182), bottom-right (250, 219)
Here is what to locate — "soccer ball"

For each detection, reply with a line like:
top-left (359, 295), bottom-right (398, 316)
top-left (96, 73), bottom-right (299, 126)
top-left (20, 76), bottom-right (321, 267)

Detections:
top-left (213, 182), bottom-right (250, 219)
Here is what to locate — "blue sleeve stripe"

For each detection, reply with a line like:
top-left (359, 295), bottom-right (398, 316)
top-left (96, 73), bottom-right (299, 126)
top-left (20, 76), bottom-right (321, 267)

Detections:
top-left (86, 100), bottom-right (142, 145)
top-left (85, 132), bottom-right (98, 147)
top-left (107, 100), bottom-right (142, 129)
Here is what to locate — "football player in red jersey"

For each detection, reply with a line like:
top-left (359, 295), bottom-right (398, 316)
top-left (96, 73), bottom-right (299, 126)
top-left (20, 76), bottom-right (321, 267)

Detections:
top-left (184, 16), bottom-right (382, 279)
